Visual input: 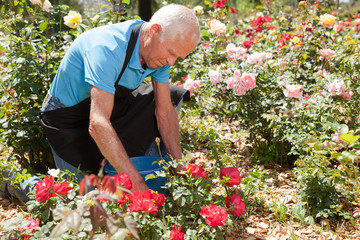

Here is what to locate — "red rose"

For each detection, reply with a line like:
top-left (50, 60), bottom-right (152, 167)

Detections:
top-left (234, 29), bottom-right (241, 35)
top-left (255, 26), bottom-right (262, 32)
top-left (267, 26), bottom-right (275, 30)
top-left (230, 7), bottom-right (237, 13)
top-left (220, 167), bottom-right (241, 187)
top-left (264, 16), bottom-right (272, 23)
top-left (202, 43), bottom-right (211, 47)
top-left (126, 191), bottom-right (158, 214)
top-left (118, 192), bottom-right (129, 205)
top-left (35, 176), bottom-right (54, 202)
top-left (243, 41), bottom-right (254, 49)
top-left (335, 24), bottom-right (343, 33)
top-left (199, 204), bottom-right (228, 227)
top-left (112, 173), bottom-right (132, 190)
top-left (183, 164), bottom-right (206, 179)
top-left (213, 1), bottom-right (225, 7)
top-left (170, 224), bottom-right (185, 240)
top-left (225, 194), bottom-right (246, 217)
top-left (143, 189), bottom-right (165, 207)
top-left (126, 190), bottom-right (165, 213)
top-left (22, 218), bottom-right (39, 239)
top-left (126, 198), bottom-right (158, 214)
top-left (52, 182), bottom-right (72, 197)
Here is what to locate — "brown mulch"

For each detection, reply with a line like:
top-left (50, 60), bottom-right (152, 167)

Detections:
top-left (0, 197), bottom-right (26, 236)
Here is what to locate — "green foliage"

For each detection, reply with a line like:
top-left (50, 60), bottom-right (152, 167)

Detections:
top-left (292, 119), bottom-right (359, 221)
top-left (0, 0), bottom-right (129, 173)
top-left (0, 158), bottom-right (250, 239)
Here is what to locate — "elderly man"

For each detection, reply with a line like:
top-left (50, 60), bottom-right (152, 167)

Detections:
top-left (40, 4), bottom-right (200, 192)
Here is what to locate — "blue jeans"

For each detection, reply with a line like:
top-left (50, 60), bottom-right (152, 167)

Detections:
top-left (0, 169), bottom-right (40, 202)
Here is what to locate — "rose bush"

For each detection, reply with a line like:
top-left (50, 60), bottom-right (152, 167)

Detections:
top-left (1, 157), bottom-right (246, 239)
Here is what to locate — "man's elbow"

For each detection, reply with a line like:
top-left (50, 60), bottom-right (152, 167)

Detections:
top-left (156, 107), bottom-right (178, 124)
top-left (88, 119), bottom-right (104, 139)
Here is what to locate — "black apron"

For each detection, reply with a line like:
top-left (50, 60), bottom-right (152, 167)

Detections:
top-left (40, 23), bottom-right (190, 173)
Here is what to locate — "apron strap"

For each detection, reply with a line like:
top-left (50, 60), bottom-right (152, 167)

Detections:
top-left (115, 23), bottom-right (144, 87)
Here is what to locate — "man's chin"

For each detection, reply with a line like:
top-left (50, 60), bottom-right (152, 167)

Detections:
top-left (148, 61), bottom-right (166, 68)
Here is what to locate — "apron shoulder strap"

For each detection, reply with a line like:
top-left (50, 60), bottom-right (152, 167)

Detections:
top-left (115, 23), bottom-right (144, 87)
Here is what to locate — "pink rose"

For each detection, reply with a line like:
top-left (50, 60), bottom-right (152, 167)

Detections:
top-left (208, 69), bottom-right (222, 86)
top-left (199, 204), bottom-right (228, 227)
top-left (327, 81), bottom-right (346, 96)
top-left (283, 84), bottom-right (302, 98)
top-left (342, 90), bottom-right (353, 100)
top-left (277, 58), bottom-right (287, 67)
top-left (226, 77), bottom-right (237, 90)
top-left (234, 85), bottom-right (247, 96)
top-left (240, 73), bottom-right (256, 90)
top-left (220, 167), bottom-right (241, 187)
top-left (246, 52), bottom-right (268, 65)
top-left (319, 49), bottom-right (335, 59)
top-left (170, 224), bottom-right (185, 240)
top-left (331, 132), bottom-right (348, 146)
top-left (226, 43), bottom-right (247, 62)
top-left (183, 79), bottom-right (201, 92)
top-left (316, 70), bottom-right (323, 76)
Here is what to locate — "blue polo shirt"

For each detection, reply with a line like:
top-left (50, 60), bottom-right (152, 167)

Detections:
top-left (49, 20), bottom-right (170, 107)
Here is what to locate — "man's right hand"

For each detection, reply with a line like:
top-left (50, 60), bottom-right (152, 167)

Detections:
top-left (131, 179), bottom-right (149, 192)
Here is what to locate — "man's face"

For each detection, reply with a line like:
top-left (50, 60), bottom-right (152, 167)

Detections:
top-left (141, 29), bottom-right (197, 69)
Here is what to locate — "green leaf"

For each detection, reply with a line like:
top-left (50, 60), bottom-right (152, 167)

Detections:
top-left (201, 29), bottom-right (209, 41)
top-left (63, 34), bottom-right (73, 42)
top-left (122, 0), bottom-right (130, 5)
top-left (25, 27), bottom-right (31, 39)
top-left (179, 196), bottom-right (186, 207)
top-left (324, 117), bottom-right (348, 133)
top-left (145, 173), bottom-right (156, 180)
top-left (341, 133), bottom-right (359, 145)
top-left (39, 22), bottom-right (48, 31)
top-left (173, 191), bottom-right (182, 201)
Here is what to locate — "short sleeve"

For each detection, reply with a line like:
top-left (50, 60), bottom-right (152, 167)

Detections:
top-left (84, 45), bottom-right (124, 94)
top-left (151, 65), bottom-right (171, 83)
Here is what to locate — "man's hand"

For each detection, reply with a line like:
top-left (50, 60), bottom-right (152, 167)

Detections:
top-left (131, 179), bottom-right (149, 192)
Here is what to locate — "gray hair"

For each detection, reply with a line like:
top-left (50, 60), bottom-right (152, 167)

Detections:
top-left (149, 4), bottom-right (200, 44)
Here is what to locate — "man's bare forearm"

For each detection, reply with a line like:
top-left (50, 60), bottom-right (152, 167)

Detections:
top-left (156, 107), bottom-right (182, 160)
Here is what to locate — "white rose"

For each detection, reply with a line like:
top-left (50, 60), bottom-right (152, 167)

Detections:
top-left (64, 11), bottom-right (82, 29)
top-left (48, 168), bottom-right (60, 178)
top-left (207, 19), bottom-right (226, 36)
top-left (194, 6), bottom-right (204, 15)
top-left (42, 0), bottom-right (52, 12)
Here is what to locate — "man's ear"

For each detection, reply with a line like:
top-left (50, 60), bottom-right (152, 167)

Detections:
top-left (148, 23), bottom-right (162, 38)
